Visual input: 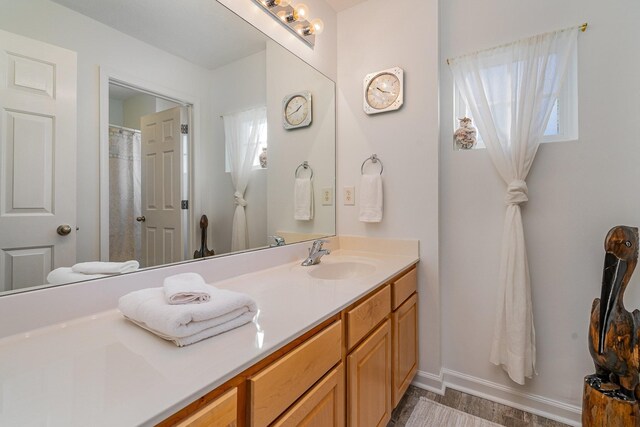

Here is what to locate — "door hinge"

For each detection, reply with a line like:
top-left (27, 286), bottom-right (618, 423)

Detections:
top-left (181, 200), bottom-right (189, 210)
top-left (181, 124), bottom-right (189, 135)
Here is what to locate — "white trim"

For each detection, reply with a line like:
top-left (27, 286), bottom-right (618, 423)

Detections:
top-left (98, 66), bottom-right (199, 261)
top-left (412, 369), bottom-right (581, 426)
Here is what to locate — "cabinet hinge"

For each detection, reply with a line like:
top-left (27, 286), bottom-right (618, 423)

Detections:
top-left (181, 200), bottom-right (189, 210)
top-left (181, 124), bottom-right (189, 135)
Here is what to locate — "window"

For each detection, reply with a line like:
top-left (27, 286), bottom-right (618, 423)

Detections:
top-left (224, 108), bottom-right (268, 172)
top-left (453, 48), bottom-right (578, 149)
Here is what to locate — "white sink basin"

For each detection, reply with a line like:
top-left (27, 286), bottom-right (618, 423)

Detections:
top-left (307, 261), bottom-right (376, 280)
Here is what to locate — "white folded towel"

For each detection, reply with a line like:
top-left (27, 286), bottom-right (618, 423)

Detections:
top-left (294, 177), bottom-right (314, 221)
top-left (46, 267), bottom-right (108, 285)
top-left (359, 174), bottom-right (383, 223)
top-left (163, 273), bottom-right (211, 305)
top-left (118, 287), bottom-right (257, 346)
top-left (72, 260), bottom-right (139, 275)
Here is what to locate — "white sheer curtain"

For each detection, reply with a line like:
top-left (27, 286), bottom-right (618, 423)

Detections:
top-left (223, 106), bottom-right (267, 252)
top-left (109, 127), bottom-right (142, 262)
top-left (449, 27), bottom-right (578, 384)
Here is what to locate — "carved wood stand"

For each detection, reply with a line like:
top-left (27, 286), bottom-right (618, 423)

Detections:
top-left (583, 377), bottom-right (640, 427)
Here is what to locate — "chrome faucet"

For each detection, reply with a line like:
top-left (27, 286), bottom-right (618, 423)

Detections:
top-left (269, 235), bottom-right (286, 247)
top-left (301, 239), bottom-right (330, 266)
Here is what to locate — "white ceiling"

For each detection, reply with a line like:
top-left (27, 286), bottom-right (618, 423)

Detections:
top-left (52, 0), bottom-right (268, 70)
top-left (325, 0), bottom-right (369, 12)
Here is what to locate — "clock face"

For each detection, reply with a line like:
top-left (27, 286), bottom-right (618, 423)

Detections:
top-left (282, 91), bottom-right (312, 129)
top-left (363, 67), bottom-right (404, 115)
top-left (366, 73), bottom-right (400, 110)
top-left (285, 95), bottom-right (309, 126)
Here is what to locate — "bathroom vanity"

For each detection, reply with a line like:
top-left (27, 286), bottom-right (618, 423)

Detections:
top-left (0, 237), bottom-right (418, 426)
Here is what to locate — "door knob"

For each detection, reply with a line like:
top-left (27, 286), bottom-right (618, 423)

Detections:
top-left (136, 216), bottom-right (146, 222)
top-left (57, 225), bottom-right (72, 236)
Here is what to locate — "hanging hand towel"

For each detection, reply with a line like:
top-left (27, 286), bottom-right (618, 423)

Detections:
top-left (46, 267), bottom-right (108, 285)
top-left (294, 177), bottom-right (314, 221)
top-left (72, 260), bottom-right (139, 275)
top-left (118, 286), bottom-right (257, 346)
top-left (163, 272), bottom-right (211, 305)
top-left (359, 174), bottom-right (383, 222)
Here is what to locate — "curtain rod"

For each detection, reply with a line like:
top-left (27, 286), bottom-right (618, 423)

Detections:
top-left (109, 124), bottom-right (141, 133)
top-left (446, 23), bottom-right (588, 65)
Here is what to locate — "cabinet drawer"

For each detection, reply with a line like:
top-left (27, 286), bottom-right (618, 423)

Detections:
top-left (347, 285), bottom-right (391, 350)
top-left (272, 363), bottom-right (345, 427)
top-left (175, 387), bottom-right (237, 427)
top-left (392, 267), bottom-right (417, 310)
top-left (248, 321), bottom-right (342, 427)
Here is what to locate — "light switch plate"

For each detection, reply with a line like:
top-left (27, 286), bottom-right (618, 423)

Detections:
top-left (343, 186), bottom-right (355, 205)
top-left (322, 187), bottom-right (333, 206)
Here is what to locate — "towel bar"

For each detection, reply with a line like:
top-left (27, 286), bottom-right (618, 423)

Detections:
top-left (361, 154), bottom-right (384, 175)
top-left (295, 161), bottom-right (314, 179)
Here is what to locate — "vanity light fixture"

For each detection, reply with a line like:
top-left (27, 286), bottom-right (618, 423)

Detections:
top-left (254, 0), bottom-right (323, 47)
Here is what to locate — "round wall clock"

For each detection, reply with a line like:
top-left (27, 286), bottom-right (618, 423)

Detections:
top-left (283, 91), bottom-right (312, 129)
top-left (363, 67), bottom-right (404, 115)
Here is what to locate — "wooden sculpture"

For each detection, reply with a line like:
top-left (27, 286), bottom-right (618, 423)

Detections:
top-left (584, 225), bottom-right (640, 426)
top-left (193, 215), bottom-right (215, 259)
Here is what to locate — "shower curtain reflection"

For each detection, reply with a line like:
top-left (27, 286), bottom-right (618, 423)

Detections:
top-left (109, 126), bottom-right (142, 262)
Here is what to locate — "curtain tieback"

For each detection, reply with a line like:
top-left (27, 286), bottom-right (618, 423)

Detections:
top-left (505, 180), bottom-right (528, 206)
top-left (234, 191), bottom-right (247, 207)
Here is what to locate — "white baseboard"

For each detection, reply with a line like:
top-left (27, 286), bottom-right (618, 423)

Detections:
top-left (412, 369), bottom-right (581, 426)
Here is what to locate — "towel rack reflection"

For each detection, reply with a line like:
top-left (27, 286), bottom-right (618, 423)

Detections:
top-left (361, 154), bottom-right (384, 175)
top-left (295, 161), bottom-right (314, 179)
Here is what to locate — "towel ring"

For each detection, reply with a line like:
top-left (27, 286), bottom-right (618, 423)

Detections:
top-left (361, 154), bottom-right (384, 175)
top-left (295, 161), bottom-right (314, 179)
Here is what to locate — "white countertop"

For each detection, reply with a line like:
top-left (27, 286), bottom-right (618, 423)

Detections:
top-left (0, 249), bottom-right (418, 426)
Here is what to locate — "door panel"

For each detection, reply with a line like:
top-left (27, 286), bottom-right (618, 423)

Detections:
top-left (140, 106), bottom-right (184, 268)
top-left (0, 29), bottom-right (77, 292)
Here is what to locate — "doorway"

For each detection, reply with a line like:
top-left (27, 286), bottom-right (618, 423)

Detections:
top-left (100, 77), bottom-right (194, 268)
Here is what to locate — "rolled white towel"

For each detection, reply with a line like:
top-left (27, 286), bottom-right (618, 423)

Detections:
top-left (118, 287), bottom-right (257, 343)
top-left (47, 267), bottom-right (108, 285)
top-left (163, 273), bottom-right (211, 305)
top-left (72, 260), bottom-right (139, 275)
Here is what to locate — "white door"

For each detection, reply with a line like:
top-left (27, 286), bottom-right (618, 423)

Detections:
top-left (0, 30), bottom-right (77, 292)
top-left (140, 107), bottom-right (185, 268)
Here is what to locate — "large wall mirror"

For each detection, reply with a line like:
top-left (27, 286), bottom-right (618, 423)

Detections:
top-left (0, 0), bottom-right (336, 295)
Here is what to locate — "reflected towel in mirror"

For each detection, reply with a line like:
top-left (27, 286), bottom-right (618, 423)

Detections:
top-left (46, 267), bottom-right (108, 285)
top-left (71, 260), bottom-right (139, 275)
top-left (294, 178), bottom-right (314, 221)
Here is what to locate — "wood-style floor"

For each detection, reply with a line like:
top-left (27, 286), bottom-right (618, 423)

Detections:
top-left (389, 385), bottom-right (570, 427)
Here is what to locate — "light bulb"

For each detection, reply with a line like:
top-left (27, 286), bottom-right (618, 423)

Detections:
top-left (277, 10), bottom-right (288, 21)
top-left (277, 0), bottom-right (291, 6)
top-left (294, 3), bottom-right (309, 20)
top-left (294, 24), bottom-right (305, 36)
top-left (310, 18), bottom-right (324, 35)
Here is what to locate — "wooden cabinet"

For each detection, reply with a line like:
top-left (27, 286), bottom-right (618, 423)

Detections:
top-left (175, 387), bottom-right (237, 427)
top-left (161, 264), bottom-right (418, 427)
top-left (392, 293), bottom-right (418, 407)
top-left (273, 364), bottom-right (345, 427)
top-left (346, 285), bottom-right (390, 350)
top-left (248, 321), bottom-right (342, 427)
top-left (347, 319), bottom-right (392, 427)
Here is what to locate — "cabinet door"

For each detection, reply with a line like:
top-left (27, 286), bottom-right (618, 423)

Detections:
top-left (273, 364), bottom-right (345, 427)
top-left (176, 387), bottom-right (237, 427)
top-left (347, 319), bottom-right (392, 427)
top-left (392, 293), bottom-right (418, 407)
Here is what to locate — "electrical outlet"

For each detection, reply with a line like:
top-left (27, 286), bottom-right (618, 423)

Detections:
top-left (343, 186), bottom-right (355, 205)
top-left (322, 187), bottom-right (333, 206)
